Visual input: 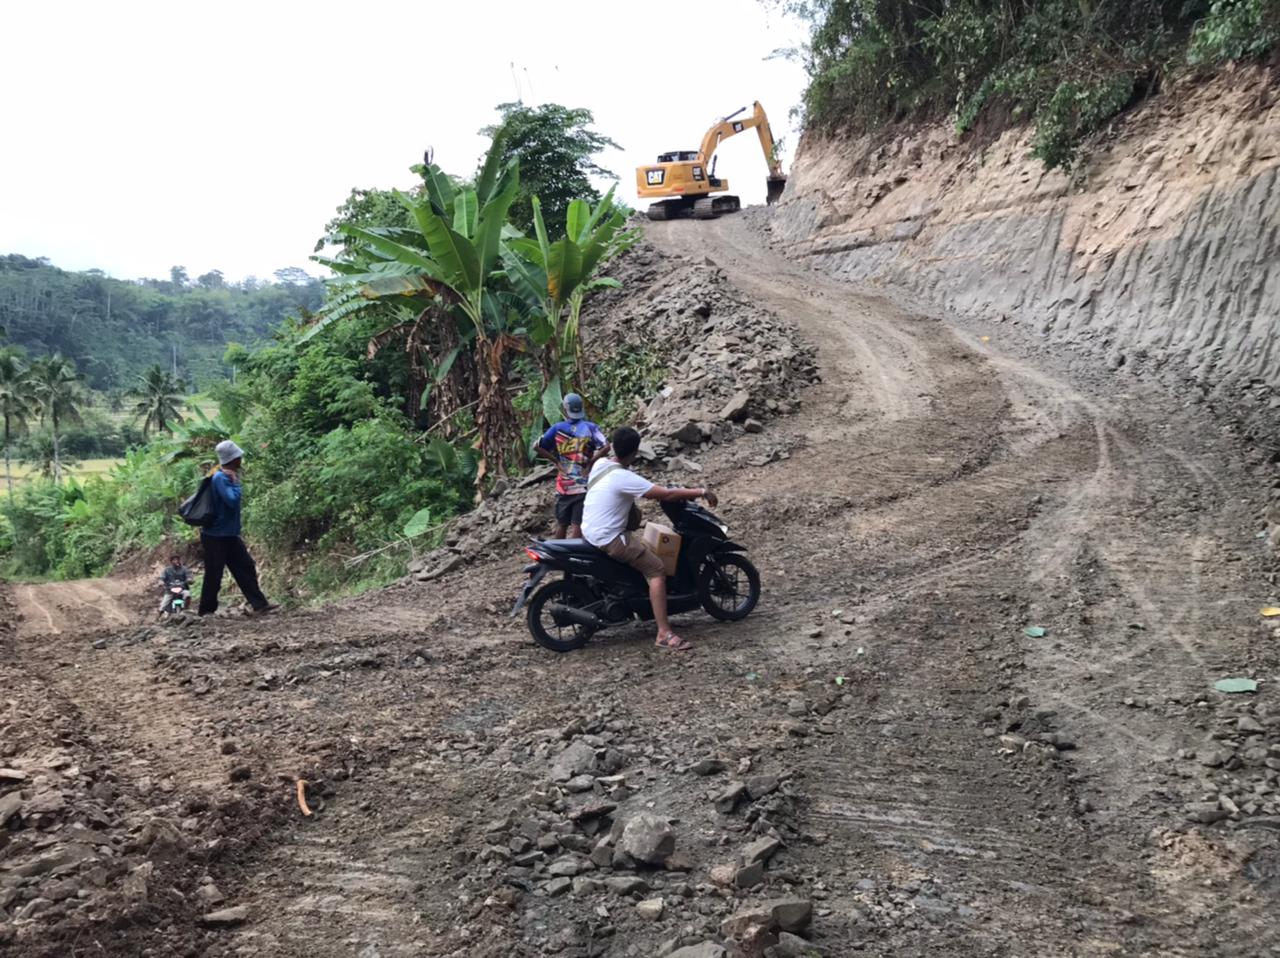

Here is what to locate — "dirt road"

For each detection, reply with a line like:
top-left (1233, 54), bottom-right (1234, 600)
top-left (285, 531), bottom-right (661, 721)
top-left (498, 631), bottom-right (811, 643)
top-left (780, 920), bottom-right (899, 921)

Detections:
top-left (10, 577), bottom-right (141, 638)
top-left (3, 216), bottom-right (1278, 957)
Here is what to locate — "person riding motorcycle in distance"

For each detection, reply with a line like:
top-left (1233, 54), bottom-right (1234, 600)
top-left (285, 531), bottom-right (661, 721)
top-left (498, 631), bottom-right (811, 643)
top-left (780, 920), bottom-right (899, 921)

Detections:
top-left (535, 392), bottom-right (611, 539)
top-left (159, 554), bottom-right (192, 615)
top-left (581, 426), bottom-right (717, 652)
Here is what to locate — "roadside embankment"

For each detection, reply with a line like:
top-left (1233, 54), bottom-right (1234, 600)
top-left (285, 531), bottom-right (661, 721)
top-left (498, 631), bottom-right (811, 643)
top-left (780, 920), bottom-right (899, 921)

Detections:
top-left (767, 66), bottom-right (1280, 548)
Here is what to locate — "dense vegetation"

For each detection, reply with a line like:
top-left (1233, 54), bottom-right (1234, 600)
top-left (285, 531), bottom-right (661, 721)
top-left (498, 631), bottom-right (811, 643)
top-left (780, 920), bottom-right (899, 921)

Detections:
top-left (481, 103), bottom-right (620, 236)
top-left (0, 255), bottom-right (323, 391)
top-left (1, 103), bottom-right (654, 599)
top-left (784, 0), bottom-right (1280, 168)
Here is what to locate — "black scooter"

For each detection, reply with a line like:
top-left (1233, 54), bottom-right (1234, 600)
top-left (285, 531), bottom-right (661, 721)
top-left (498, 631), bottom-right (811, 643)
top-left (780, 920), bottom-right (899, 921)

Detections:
top-left (512, 499), bottom-right (761, 652)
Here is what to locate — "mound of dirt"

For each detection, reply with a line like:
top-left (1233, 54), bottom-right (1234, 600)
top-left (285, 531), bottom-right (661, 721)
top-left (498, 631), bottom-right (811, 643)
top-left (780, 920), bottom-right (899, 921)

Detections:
top-left (586, 238), bottom-right (821, 451)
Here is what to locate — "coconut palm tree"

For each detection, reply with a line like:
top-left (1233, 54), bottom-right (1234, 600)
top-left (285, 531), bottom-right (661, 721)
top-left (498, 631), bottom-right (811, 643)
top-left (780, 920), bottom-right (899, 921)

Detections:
top-left (130, 364), bottom-right (186, 437)
top-left (0, 347), bottom-right (35, 496)
top-left (18, 432), bottom-right (74, 481)
top-left (29, 354), bottom-right (86, 483)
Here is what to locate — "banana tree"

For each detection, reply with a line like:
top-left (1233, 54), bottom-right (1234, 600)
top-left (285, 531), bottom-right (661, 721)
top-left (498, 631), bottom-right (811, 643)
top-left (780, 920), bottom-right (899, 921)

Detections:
top-left (502, 184), bottom-right (636, 412)
top-left (319, 135), bottom-right (527, 483)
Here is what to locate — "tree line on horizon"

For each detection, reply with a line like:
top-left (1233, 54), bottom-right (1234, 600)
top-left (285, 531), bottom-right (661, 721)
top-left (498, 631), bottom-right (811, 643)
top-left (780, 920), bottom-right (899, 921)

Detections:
top-left (0, 255), bottom-right (324, 393)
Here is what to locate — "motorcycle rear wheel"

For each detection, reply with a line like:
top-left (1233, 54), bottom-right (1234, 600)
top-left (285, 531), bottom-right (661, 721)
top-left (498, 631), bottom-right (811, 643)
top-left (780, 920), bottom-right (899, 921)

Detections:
top-left (697, 554), bottom-right (761, 622)
top-left (527, 579), bottom-right (595, 653)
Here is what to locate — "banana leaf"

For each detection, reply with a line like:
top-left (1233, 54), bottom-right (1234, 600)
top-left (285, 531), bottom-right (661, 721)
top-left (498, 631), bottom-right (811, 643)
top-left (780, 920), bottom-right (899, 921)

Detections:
top-left (546, 238), bottom-right (583, 305)
top-left (475, 130), bottom-right (509, 203)
top-left (541, 377), bottom-right (563, 428)
top-left (475, 166), bottom-right (520, 279)
top-left (421, 216), bottom-right (480, 293)
top-left (453, 190), bottom-right (479, 238)
top-left (420, 164), bottom-right (456, 218)
top-left (531, 196), bottom-right (552, 272)
top-left (565, 198), bottom-right (590, 242)
top-left (499, 247), bottom-right (548, 311)
top-left (337, 225), bottom-right (441, 275)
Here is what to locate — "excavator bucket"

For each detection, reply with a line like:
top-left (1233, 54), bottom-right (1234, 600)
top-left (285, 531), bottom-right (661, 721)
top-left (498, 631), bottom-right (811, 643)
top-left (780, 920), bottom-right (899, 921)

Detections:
top-left (766, 176), bottom-right (787, 205)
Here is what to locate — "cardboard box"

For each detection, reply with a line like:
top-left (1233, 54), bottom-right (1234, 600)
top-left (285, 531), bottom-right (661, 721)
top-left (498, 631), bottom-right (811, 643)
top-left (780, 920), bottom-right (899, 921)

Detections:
top-left (643, 522), bottom-right (682, 577)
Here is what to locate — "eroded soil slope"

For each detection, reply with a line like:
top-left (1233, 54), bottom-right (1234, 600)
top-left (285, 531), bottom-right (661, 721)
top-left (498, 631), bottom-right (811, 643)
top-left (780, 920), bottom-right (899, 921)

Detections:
top-left (2, 216), bottom-right (1279, 958)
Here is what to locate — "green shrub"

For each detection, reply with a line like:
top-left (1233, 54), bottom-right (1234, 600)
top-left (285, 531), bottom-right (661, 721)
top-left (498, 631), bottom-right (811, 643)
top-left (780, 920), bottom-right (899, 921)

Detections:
top-left (590, 346), bottom-right (668, 430)
top-left (1, 445), bottom-right (197, 579)
top-left (788, 0), bottom-right (1280, 171)
top-left (1189, 0), bottom-right (1280, 63)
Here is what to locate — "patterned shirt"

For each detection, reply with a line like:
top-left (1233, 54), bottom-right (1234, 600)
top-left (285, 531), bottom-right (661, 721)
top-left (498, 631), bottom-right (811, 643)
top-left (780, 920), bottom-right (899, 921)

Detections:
top-left (539, 419), bottom-right (607, 496)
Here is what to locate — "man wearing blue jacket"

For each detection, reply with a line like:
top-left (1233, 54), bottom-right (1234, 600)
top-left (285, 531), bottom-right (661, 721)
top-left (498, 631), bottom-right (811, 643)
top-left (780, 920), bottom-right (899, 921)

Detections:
top-left (198, 440), bottom-right (273, 617)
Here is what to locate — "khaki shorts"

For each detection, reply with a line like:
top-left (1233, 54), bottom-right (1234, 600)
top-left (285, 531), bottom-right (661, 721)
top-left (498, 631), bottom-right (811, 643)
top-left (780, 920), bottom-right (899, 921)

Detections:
top-left (602, 534), bottom-right (665, 581)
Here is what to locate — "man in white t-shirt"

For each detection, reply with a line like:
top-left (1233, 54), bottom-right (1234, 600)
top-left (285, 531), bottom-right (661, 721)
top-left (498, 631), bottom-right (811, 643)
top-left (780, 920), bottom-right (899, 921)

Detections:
top-left (582, 426), bottom-right (718, 652)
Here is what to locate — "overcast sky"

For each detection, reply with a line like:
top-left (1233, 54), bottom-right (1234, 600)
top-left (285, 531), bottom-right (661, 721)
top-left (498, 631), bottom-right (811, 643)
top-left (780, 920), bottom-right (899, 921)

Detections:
top-left (0, 0), bottom-right (809, 282)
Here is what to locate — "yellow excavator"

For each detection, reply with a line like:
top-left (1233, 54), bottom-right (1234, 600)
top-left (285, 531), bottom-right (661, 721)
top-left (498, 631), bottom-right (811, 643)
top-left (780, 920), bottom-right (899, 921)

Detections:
top-left (635, 101), bottom-right (787, 220)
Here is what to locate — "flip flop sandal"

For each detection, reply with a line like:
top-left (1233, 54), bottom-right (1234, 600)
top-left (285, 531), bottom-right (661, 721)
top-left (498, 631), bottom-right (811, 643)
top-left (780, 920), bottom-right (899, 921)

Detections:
top-left (656, 632), bottom-right (693, 652)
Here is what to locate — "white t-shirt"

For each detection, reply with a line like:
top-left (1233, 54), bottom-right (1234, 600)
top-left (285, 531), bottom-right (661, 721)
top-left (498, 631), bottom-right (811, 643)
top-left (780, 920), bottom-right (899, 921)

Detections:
top-left (581, 461), bottom-right (654, 547)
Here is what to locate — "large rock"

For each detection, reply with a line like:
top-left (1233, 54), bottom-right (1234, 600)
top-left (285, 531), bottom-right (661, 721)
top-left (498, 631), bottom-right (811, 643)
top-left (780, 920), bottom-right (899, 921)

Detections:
top-left (618, 812), bottom-right (675, 864)
top-left (636, 897), bottom-right (665, 920)
top-left (722, 904), bottom-right (775, 939)
top-left (713, 781), bottom-right (748, 814)
top-left (742, 836), bottom-right (781, 865)
top-left (200, 905), bottom-right (248, 927)
top-left (671, 421), bottom-right (711, 445)
top-left (719, 390), bottom-right (752, 422)
top-left (0, 792), bottom-right (21, 827)
top-left (768, 898), bottom-right (814, 933)
top-left (550, 740), bottom-right (597, 782)
top-left (416, 553), bottom-right (463, 581)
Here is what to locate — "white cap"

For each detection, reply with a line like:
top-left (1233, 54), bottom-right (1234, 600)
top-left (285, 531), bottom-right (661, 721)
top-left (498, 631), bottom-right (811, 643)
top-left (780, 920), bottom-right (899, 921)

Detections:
top-left (215, 440), bottom-right (244, 465)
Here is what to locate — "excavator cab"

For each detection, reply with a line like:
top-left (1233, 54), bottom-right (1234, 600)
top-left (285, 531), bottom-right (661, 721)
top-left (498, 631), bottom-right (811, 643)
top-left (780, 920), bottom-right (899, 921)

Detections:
top-left (636, 102), bottom-right (786, 221)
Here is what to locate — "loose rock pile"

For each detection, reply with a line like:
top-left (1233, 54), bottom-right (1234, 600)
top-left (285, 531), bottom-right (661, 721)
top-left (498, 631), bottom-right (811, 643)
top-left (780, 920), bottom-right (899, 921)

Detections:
top-left (588, 241), bottom-right (820, 455)
top-left (1169, 691), bottom-right (1280, 828)
top-left (434, 705), bottom-right (832, 957)
top-left (404, 240), bottom-right (819, 581)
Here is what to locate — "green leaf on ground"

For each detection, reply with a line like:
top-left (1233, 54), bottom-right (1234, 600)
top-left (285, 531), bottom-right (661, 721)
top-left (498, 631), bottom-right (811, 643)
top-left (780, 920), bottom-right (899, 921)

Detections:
top-left (1022, 626), bottom-right (1047, 638)
top-left (1214, 677), bottom-right (1258, 694)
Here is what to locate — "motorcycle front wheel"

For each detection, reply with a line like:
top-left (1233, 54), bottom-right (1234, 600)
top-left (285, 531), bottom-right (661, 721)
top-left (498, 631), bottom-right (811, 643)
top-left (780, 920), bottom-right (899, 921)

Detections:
top-left (697, 554), bottom-right (761, 622)
top-left (527, 579), bottom-right (596, 653)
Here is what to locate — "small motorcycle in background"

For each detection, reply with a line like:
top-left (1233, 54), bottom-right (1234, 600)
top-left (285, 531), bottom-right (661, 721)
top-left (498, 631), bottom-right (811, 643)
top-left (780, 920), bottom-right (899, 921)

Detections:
top-left (159, 585), bottom-right (189, 619)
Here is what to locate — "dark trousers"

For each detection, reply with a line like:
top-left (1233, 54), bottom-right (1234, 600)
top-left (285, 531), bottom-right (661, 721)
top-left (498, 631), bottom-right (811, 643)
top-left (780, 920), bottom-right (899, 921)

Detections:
top-left (199, 534), bottom-right (268, 615)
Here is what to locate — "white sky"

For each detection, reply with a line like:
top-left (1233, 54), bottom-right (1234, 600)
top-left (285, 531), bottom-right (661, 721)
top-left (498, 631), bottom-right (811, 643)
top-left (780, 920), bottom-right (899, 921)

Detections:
top-left (0, 0), bottom-right (809, 282)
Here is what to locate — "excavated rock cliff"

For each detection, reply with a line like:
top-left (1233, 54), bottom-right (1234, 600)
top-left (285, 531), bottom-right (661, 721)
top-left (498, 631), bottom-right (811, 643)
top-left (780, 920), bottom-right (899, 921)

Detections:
top-left (769, 68), bottom-right (1279, 400)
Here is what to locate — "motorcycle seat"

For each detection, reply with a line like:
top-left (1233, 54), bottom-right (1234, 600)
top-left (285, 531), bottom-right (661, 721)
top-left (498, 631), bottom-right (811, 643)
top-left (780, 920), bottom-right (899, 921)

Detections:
top-left (537, 538), bottom-right (603, 555)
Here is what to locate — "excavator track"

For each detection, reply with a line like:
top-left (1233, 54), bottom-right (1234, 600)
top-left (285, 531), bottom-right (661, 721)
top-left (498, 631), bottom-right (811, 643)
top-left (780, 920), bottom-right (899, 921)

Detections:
top-left (692, 195), bottom-right (741, 220)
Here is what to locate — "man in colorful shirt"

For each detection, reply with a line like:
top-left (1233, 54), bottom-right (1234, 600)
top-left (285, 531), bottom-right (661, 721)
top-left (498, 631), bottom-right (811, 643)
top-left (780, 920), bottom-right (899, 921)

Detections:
top-left (536, 392), bottom-right (609, 539)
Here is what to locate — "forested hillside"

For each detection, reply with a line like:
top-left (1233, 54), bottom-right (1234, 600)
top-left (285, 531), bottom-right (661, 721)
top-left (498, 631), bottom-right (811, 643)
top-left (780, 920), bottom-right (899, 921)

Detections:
top-left (787, 0), bottom-right (1280, 169)
top-left (0, 255), bottom-right (323, 390)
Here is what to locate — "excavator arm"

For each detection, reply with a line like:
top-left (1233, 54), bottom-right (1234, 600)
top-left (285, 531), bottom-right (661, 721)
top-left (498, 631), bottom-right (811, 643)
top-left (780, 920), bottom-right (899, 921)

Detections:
top-left (697, 101), bottom-right (787, 202)
top-left (634, 99), bottom-right (787, 218)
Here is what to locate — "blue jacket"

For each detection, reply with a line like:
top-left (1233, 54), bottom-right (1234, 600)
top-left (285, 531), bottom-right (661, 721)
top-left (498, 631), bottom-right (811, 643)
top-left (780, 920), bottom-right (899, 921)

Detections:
top-left (205, 470), bottom-right (242, 537)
